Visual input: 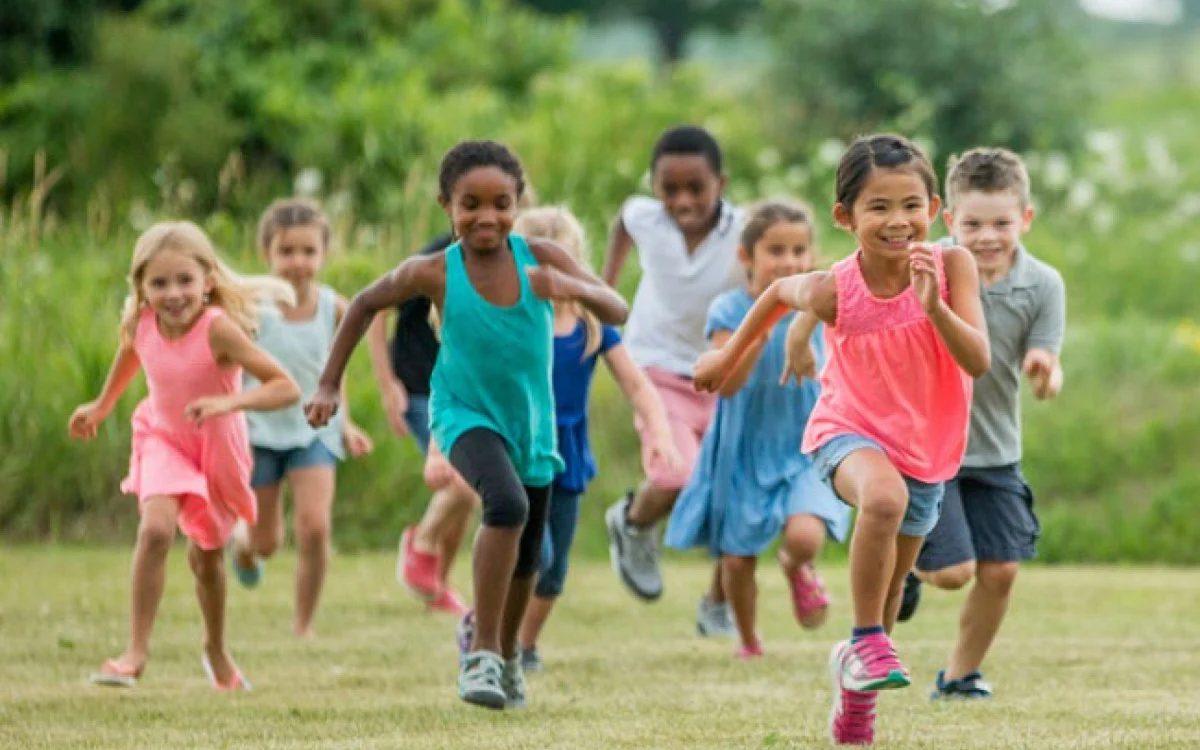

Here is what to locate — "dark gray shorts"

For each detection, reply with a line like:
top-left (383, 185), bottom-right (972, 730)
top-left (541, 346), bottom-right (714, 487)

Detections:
top-left (915, 464), bottom-right (1039, 572)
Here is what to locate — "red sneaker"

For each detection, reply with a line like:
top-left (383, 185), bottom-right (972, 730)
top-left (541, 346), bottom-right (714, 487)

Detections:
top-left (397, 526), bottom-right (440, 600)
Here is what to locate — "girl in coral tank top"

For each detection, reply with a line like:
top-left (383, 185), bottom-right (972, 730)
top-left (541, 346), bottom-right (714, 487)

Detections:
top-left (69, 222), bottom-right (300, 691)
top-left (694, 135), bottom-right (990, 746)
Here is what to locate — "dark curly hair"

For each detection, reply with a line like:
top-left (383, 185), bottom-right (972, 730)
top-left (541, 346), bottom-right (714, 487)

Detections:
top-left (438, 140), bottom-right (526, 201)
top-left (835, 134), bottom-right (938, 212)
top-left (650, 125), bottom-right (723, 175)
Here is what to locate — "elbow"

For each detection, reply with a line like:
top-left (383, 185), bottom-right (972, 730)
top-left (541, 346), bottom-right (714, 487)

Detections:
top-left (282, 375), bottom-right (302, 406)
top-left (600, 297), bottom-right (629, 326)
top-left (966, 346), bottom-right (991, 379)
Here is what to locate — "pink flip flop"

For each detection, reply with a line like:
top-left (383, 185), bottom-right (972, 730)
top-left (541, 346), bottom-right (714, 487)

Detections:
top-left (787, 562), bottom-right (831, 630)
top-left (201, 653), bottom-right (251, 692)
top-left (90, 658), bottom-right (143, 688)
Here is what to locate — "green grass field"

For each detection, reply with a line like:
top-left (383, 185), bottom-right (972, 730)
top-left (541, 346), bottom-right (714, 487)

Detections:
top-left (2, 549), bottom-right (1198, 748)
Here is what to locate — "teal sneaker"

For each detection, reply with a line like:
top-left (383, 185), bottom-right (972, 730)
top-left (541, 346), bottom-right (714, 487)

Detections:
top-left (520, 646), bottom-right (543, 673)
top-left (229, 522), bottom-right (263, 589)
top-left (458, 651), bottom-right (506, 710)
top-left (501, 656), bottom-right (527, 709)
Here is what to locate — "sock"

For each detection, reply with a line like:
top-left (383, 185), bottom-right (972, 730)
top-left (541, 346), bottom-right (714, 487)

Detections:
top-left (851, 625), bottom-right (885, 642)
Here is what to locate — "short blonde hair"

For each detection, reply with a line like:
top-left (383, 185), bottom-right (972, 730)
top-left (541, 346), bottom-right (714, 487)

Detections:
top-left (121, 221), bottom-right (294, 345)
top-left (513, 206), bottom-right (602, 358)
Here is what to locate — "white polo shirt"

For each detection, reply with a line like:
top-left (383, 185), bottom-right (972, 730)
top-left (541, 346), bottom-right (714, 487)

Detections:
top-left (620, 196), bottom-right (745, 376)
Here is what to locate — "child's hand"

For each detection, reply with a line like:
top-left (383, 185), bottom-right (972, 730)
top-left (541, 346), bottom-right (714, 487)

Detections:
top-left (909, 243), bottom-right (941, 314)
top-left (68, 401), bottom-right (108, 441)
top-left (526, 265), bottom-right (580, 302)
top-left (1023, 349), bottom-right (1062, 400)
top-left (693, 349), bottom-right (732, 393)
top-left (381, 382), bottom-right (410, 438)
top-left (649, 431), bottom-right (683, 474)
top-left (343, 422), bottom-right (374, 458)
top-left (780, 325), bottom-right (817, 385)
top-left (305, 384), bottom-right (340, 428)
top-left (184, 396), bottom-right (235, 426)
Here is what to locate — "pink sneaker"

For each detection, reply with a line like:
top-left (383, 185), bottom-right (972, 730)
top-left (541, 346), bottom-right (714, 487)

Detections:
top-left (786, 562), bottom-right (830, 630)
top-left (397, 526), bottom-right (440, 600)
top-left (839, 633), bottom-right (910, 692)
top-left (427, 586), bottom-right (470, 616)
top-left (736, 641), bottom-right (764, 660)
top-left (829, 641), bottom-right (876, 745)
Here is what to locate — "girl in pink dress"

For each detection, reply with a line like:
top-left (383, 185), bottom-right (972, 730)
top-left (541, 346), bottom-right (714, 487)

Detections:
top-left (694, 135), bottom-right (990, 746)
top-left (69, 221), bottom-right (301, 691)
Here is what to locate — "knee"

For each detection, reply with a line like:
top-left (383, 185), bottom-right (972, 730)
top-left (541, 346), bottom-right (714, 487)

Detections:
top-left (924, 561), bottom-right (976, 591)
top-left (295, 516), bottom-right (330, 554)
top-left (255, 525), bottom-right (286, 559)
top-left (482, 488), bottom-right (528, 529)
top-left (721, 555), bottom-right (755, 576)
top-left (136, 520), bottom-right (174, 557)
top-left (783, 519), bottom-right (826, 562)
top-left (858, 487), bottom-right (908, 529)
top-left (976, 562), bottom-right (1019, 596)
top-left (188, 548), bottom-right (222, 584)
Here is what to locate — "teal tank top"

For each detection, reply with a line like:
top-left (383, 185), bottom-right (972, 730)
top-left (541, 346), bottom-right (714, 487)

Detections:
top-left (429, 235), bottom-right (563, 486)
top-left (245, 285), bottom-right (345, 458)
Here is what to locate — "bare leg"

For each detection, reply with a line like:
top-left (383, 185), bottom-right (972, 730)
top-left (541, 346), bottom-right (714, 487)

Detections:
top-left (883, 535), bottom-right (925, 633)
top-left (188, 541), bottom-right (237, 685)
top-left (470, 526), bottom-right (520, 654)
top-left (109, 496), bottom-right (178, 672)
top-left (945, 561), bottom-right (1020, 680)
top-left (720, 555), bottom-right (759, 649)
top-left (915, 561), bottom-right (976, 591)
top-left (625, 483), bottom-right (678, 528)
top-left (247, 482), bottom-right (286, 561)
top-left (289, 465), bottom-right (336, 638)
top-left (500, 575), bottom-right (536, 660)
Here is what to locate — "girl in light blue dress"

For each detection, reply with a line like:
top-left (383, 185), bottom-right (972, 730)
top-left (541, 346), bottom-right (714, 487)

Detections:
top-left (667, 200), bottom-right (850, 658)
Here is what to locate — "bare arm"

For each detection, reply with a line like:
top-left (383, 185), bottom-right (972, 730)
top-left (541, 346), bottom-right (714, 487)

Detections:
top-left (208, 316), bottom-right (301, 414)
top-left (528, 237), bottom-right (629, 325)
top-left (922, 246), bottom-right (991, 377)
top-left (602, 343), bottom-right (679, 468)
top-left (68, 342), bottom-right (142, 439)
top-left (365, 309), bottom-right (404, 399)
top-left (710, 329), bottom-right (768, 397)
top-left (601, 214), bottom-right (633, 287)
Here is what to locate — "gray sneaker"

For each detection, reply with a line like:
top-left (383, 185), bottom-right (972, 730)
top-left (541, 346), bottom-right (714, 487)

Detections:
top-left (501, 656), bottom-right (527, 709)
top-left (696, 595), bottom-right (737, 638)
top-left (605, 495), bottom-right (663, 601)
top-left (458, 650), bottom-right (506, 710)
top-left (520, 646), bottom-right (543, 673)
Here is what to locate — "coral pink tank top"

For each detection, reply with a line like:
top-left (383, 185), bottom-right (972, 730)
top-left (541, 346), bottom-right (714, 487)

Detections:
top-left (801, 248), bottom-right (973, 483)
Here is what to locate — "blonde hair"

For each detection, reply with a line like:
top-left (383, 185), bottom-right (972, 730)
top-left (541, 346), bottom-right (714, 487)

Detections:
top-left (257, 197), bottom-right (331, 256)
top-left (120, 221), bottom-right (296, 345)
top-left (513, 206), bottom-right (602, 358)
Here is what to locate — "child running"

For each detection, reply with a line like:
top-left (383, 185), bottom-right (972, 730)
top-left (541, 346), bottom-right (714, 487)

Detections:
top-left (69, 221), bottom-right (301, 690)
top-left (603, 125), bottom-right (746, 637)
top-left (694, 134), bottom-right (989, 745)
top-left (666, 200), bottom-right (851, 659)
top-left (897, 148), bottom-right (1066, 701)
top-left (305, 140), bottom-right (628, 710)
top-left (510, 206), bottom-right (679, 671)
top-left (230, 199), bottom-right (374, 638)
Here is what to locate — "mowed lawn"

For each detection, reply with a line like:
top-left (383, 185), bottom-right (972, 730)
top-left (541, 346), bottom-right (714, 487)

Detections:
top-left (1, 547), bottom-right (1198, 749)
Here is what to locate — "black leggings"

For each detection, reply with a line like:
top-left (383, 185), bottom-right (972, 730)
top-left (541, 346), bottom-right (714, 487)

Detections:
top-left (449, 428), bottom-right (550, 578)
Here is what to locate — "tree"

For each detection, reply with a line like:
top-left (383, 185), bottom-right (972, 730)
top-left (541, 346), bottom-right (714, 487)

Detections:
top-left (517, 0), bottom-right (761, 63)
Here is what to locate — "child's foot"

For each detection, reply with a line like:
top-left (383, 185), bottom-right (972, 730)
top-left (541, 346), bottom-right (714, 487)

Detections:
top-left (458, 651), bottom-right (506, 710)
top-left (201, 648), bottom-right (250, 692)
top-left (828, 641), bottom-right (877, 746)
top-left (605, 494), bottom-right (663, 601)
top-left (736, 641), bottom-right (764, 660)
top-left (427, 586), bottom-right (469, 616)
top-left (230, 521), bottom-right (263, 589)
top-left (695, 595), bottom-right (737, 638)
top-left (89, 654), bottom-right (146, 688)
top-left (455, 610), bottom-right (475, 665)
top-left (397, 526), bottom-right (440, 600)
top-left (520, 646), bottom-right (544, 673)
top-left (501, 656), bottom-right (527, 709)
top-left (897, 572), bottom-right (922, 623)
top-left (930, 669), bottom-right (993, 700)
top-left (839, 633), bottom-right (910, 692)
top-left (785, 561), bottom-right (830, 629)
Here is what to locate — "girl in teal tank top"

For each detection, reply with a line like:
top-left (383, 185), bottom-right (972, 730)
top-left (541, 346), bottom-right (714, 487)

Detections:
top-left (305, 140), bottom-right (628, 711)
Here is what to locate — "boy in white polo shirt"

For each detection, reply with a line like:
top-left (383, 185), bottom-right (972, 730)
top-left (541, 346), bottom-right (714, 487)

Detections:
top-left (603, 126), bottom-right (745, 631)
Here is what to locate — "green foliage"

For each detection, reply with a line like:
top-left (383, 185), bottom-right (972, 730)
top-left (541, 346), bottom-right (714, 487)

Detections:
top-left (761, 0), bottom-right (1095, 168)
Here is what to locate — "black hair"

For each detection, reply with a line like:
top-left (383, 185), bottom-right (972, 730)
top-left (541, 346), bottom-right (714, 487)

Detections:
top-left (650, 125), bottom-right (723, 175)
top-left (835, 134), bottom-right (938, 211)
top-left (438, 140), bottom-right (526, 201)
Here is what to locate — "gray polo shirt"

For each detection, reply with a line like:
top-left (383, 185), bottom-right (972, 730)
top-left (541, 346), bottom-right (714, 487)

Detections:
top-left (940, 239), bottom-right (1066, 467)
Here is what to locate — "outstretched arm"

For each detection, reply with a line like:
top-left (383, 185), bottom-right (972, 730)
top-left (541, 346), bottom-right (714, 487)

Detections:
top-left (185, 316), bottom-right (301, 424)
top-left (528, 237), bottom-right (629, 325)
top-left (67, 343), bottom-right (142, 440)
top-left (601, 214), bottom-right (634, 287)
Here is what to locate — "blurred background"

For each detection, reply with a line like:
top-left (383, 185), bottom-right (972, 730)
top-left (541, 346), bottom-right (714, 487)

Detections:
top-left (2, 0), bottom-right (1198, 562)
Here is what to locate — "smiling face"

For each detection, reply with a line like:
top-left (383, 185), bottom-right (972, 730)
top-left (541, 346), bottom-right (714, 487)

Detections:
top-left (835, 167), bottom-right (941, 260)
top-left (264, 224), bottom-right (326, 294)
top-left (651, 153), bottom-right (725, 239)
top-left (944, 189), bottom-right (1033, 280)
top-left (440, 165), bottom-right (520, 253)
top-left (743, 220), bottom-right (815, 297)
top-left (140, 247), bottom-right (213, 336)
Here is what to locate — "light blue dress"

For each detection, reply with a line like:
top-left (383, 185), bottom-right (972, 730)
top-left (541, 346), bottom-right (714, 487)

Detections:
top-left (665, 288), bottom-right (851, 557)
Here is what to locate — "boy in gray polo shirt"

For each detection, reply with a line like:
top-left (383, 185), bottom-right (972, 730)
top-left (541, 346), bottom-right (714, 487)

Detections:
top-left (898, 148), bottom-right (1066, 700)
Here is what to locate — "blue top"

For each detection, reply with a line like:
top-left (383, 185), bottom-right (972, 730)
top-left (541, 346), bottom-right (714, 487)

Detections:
top-left (245, 285), bottom-right (344, 458)
top-left (665, 287), bottom-right (851, 556)
top-left (429, 235), bottom-right (564, 486)
top-left (552, 319), bottom-right (621, 493)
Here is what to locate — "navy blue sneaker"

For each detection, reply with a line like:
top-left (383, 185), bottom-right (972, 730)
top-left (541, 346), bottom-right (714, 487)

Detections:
top-left (931, 669), bottom-right (993, 700)
top-left (897, 572), bottom-right (922, 622)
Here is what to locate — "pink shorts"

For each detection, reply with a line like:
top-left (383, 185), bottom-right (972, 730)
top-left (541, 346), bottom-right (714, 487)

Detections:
top-left (635, 367), bottom-right (717, 491)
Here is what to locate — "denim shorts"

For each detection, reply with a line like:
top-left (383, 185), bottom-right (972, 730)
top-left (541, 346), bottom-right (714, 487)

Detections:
top-left (404, 394), bottom-right (432, 456)
top-left (811, 433), bottom-right (945, 538)
top-left (251, 439), bottom-right (338, 488)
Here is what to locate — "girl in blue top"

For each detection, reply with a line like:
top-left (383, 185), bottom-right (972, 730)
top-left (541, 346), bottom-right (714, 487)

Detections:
top-left (508, 207), bottom-right (678, 673)
top-left (232, 199), bottom-right (374, 639)
top-left (666, 200), bottom-right (851, 658)
top-left (306, 141), bottom-right (628, 711)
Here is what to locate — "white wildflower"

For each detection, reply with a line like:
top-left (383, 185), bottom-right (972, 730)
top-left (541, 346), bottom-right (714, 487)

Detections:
top-left (294, 168), bottom-right (324, 197)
